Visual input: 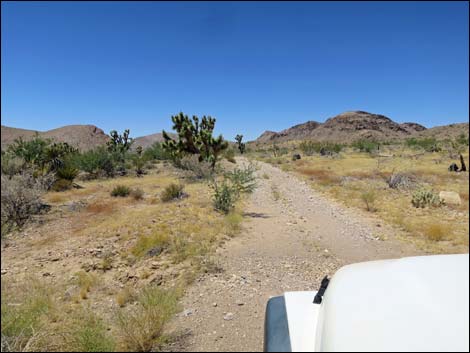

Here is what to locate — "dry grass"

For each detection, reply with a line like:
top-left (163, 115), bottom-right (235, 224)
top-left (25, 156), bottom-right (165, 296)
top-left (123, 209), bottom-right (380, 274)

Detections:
top-left (85, 201), bottom-right (115, 215)
top-left (116, 286), bottom-right (136, 307)
top-left (261, 146), bottom-right (469, 253)
top-left (424, 223), bottom-right (447, 242)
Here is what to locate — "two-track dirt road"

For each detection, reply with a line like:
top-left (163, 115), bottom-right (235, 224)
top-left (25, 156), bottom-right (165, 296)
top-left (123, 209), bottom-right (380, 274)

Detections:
top-left (165, 159), bottom-right (422, 352)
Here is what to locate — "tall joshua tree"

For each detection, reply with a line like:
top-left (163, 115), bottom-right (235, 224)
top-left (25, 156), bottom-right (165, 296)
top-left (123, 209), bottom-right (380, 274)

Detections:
top-left (235, 134), bottom-right (246, 154)
top-left (162, 112), bottom-right (228, 170)
top-left (107, 129), bottom-right (133, 154)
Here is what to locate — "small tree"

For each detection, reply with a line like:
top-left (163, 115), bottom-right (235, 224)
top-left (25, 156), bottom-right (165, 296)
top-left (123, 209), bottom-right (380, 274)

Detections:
top-left (235, 134), bottom-right (246, 154)
top-left (162, 112), bottom-right (228, 170)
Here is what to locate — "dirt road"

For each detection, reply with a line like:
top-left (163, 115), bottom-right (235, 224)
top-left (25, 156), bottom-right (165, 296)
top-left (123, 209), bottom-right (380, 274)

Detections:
top-left (165, 159), bottom-right (422, 352)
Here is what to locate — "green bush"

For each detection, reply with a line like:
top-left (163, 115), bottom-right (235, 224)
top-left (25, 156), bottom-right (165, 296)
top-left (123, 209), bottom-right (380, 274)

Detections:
top-left (405, 137), bottom-right (441, 152)
top-left (67, 310), bottom-right (116, 352)
top-left (51, 178), bottom-right (73, 192)
top-left (161, 183), bottom-right (185, 202)
top-left (56, 165), bottom-right (79, 181)
top-left (111, 185), bottom-right (131, 197)
top-left (117, 286), bottom-right (179, 351)
top-left (360, 190), bottom-right (377, 212)
top-left (142, 142), bottom-right (171, 161)
top-left (70, 147), bottom-right (115, 177)
top-left (211, 179), bottom-right (238, 214)
top-left (224, 164), bottom-right (257, 194)
top-left (352, 140), bottom-right (380, 153)
top-left (411, 188), bottom-right (441, 208)
top-left (1, 154), bottom-right (25, 177)
top-left (7, 135), bottom-right (51, 167)
top-left (299, 141), bottom-right (343, 156)
top-left (174, 155), bottom-right (214, 180)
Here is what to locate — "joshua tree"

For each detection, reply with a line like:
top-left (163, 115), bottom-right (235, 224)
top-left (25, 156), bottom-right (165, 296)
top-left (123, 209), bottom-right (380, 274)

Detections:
top-left (235, 134), bottom-right (246, 154)
top-left (107, 129), bottom-right (133, 154)
top-left (162, 112), bottom-right (228, 170)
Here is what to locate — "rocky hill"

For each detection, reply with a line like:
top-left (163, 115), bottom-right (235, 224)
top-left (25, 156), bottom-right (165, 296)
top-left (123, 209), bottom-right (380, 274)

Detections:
top-left (1, 124), bottom-right (109, 151)
top-left (253, 111), bottom-right (468, 144)
top-left (132, 132), bottom-right (177, 150)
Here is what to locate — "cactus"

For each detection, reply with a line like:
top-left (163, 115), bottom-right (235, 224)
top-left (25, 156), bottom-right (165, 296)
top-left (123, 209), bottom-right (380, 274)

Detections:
top-left (411, 188), bottom-right (441, 208)
top-left (162, 113), bottom-right (228, 170)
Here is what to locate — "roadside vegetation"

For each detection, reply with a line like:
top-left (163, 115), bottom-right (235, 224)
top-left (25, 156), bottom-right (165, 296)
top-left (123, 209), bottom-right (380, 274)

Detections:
top-left (250, 135), bottom-right (469, 253)
top-left (1, 113), bottom-right (254, 352)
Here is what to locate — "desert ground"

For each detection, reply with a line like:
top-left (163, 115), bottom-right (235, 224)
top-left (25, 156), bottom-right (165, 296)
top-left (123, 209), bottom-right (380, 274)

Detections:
top-left (1, 114), bottom-right (469, 352)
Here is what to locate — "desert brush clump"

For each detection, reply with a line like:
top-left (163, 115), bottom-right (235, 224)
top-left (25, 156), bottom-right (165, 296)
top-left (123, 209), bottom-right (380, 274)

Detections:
top-left (360, 190), bottom-right (377, 212)
top-left (411, 188), bottom-right (442, 208)
top-left (161, 183), bottom-right (185, 202)
top-left (299, 141), bottom-right (343, 156)
top-left (211, 164), bottom-right (257, 214)
top-left (1, 173), bottom-right (45, 235)
top-left (211, 179), bottom-right (239, 214)
top-left (116, 286), bottom-right (180, 352)
top-left (386, 172), bottom-right (416, 190)
top-left (111, 185), bottom-right (131, 197)
top-left (130, 187), bottom-right (145, 200)
top-left (224, 164), bottom-right (257, 194)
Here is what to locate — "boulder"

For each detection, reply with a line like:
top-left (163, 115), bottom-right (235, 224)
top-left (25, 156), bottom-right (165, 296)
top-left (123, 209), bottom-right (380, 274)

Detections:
top-left (439, 191), bottom-right (461, 206)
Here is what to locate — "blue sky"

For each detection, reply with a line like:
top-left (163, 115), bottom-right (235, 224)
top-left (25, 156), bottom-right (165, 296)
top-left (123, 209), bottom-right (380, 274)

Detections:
top-left (1, 1), bottom-right (468, 141)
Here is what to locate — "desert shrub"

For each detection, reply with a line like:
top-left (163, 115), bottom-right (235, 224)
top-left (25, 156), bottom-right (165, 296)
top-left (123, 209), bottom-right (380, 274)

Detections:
top-left (161, 183), bottom-right (185, 202)
top-left (1, 154), bottom-right (26, 177)
top-left (405, 137), bottom-right (441, 152)
top-left (211, 179), bottom-right (239, 214)
top-left (111, 185), bottom-right (130, 197)
top-left (116, 286), bottom-right (136, 307)
top-left (270, 144), bottom-right (288, 157)
top-left (352, 139), bottom-right (380, 153)
top-left (386, 172), bottom-right (416, 189)
top-left (411, 188), bottom-right (441, 208)
top-left (142, 142), bottom-right (171, 161)
top-left (174, 155), bottom-right (214, 180)
top-left (225, 212), bottom-right (243, 235)
top-left (7, 135), bottom-right (51, 167)
top-left (117, 286), bottom-right (179, 351)
top-left (55, 164), bottom-right (79, 181)
top-left (224, 164), bottom-right (257, 194)
top-left (71, 147), bottom-right (115, 177)
top-left (424, 223), bottom-right (446, 242)
top-left (132, 154), bottom-right (146, 177)
top-left (50, 178), bottom-right (73, 192)
top-left (456, 133), bottom-right (469, 146)
top-left (224, 148), bottom-right (236, 163)
top-left (360, 190), bottom-right (377, 212)
top-left (130, 188), bottom-right (144, 200)
top-left (66, 310), bottom-right (116, 352)
top-left (1, 174), bottom-right (44, 234)
top-left (1, 280), bottom-right (54, 352)
top-left (299, 141), bottom-right (343, 156)
top-left (131, 230), bottom-right (169, 257)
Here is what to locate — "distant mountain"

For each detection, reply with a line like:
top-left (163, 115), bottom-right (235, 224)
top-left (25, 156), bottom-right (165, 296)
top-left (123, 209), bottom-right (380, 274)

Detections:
top-left (132, 132), bottom-right (177, 150)
top-left (1, 124), bottom-right (109, 151)
top-left (253, 111), bottom-right (469, 144)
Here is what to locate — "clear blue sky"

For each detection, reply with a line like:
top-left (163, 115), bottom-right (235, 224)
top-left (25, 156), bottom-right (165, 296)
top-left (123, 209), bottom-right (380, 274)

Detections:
top-left (1, 1), bottom-right (468, 141)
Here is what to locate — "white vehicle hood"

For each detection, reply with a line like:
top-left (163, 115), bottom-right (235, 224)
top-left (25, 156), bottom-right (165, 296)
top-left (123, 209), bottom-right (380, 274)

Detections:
top-left (312, 254), bottom-right (470, 352)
